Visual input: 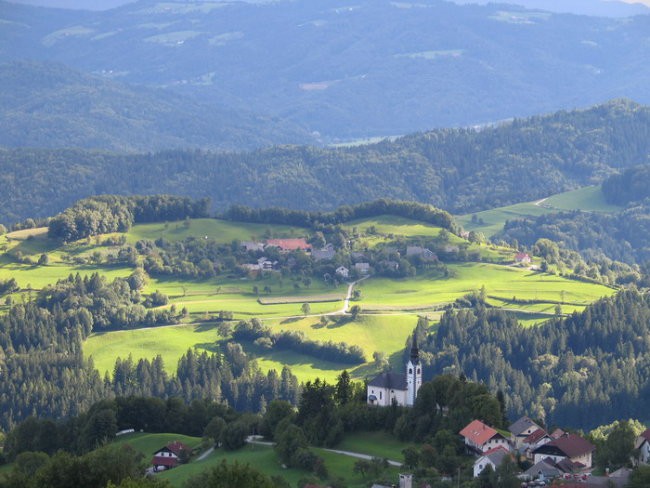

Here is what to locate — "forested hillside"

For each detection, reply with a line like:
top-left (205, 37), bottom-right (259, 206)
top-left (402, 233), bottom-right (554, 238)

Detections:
top-left (0, 61), bottom-right (312, 151)
top-left (2, 100), bottom-right (650, 223)
top-left (5, 0), bottom-right (650, 138)
top-left (418, 290), bottom-right (650, 429)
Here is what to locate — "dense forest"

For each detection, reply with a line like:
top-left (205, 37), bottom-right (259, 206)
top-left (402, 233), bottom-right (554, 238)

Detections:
top-left (0, 273), bottom-right (300, 430)
top-left (3, 100), bottom-right (650, 223)
top-left (602, 164), bottom-right (650, 205)
top-left (417, 290), bottom-right (650, 429)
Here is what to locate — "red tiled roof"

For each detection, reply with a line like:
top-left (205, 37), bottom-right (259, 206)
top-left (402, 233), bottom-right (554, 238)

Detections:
top-left (167, 441), bottom-right (190, 456)
top-left (460, 420), bottom-right (499, 446)
top-left (524, 428), bottom-right (548, 444)
top-left (152, 455), bottom-right (178, 467)
top-left (266, 238), bottom-right (312, 251)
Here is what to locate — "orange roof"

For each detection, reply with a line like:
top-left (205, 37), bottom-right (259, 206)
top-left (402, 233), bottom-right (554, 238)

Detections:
top-left (266, 238), bottom-right (312, 251)
top-left (460, 420), bottom-right (499, 446)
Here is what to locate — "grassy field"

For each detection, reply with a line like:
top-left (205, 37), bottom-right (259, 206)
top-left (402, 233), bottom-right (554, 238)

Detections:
top-left (457, 186), bottom-right (622, 237)
top-left (84, 314), bottom-right (420, 382)
top-left (335, 431), bottom-right (412, 461)
top-left (113, 432), bottom-right (202, 457)
top-left (158, 443), bottom-right (400, 488)
top-left (85, 323), bottom-right (223, 377)
top-left (127, 218), bottom-right (308, 244)
top-left (357, 263), bottom-right (614, 314)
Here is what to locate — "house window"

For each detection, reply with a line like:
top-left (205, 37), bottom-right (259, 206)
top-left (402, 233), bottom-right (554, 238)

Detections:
top-left (409, 368), bottom-right (412, 374)
top-left (417, 368), bottom-right (420, 374)
top-left (379, 391), bottom-right (382, 400)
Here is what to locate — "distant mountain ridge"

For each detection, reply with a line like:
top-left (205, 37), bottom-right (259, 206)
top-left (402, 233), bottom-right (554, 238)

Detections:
top-left (2, 100), bottom-right (650, 224)
top-left (0, 61), bottom-right (314, 151)
top-left (4, 0), bottom-right (650, 141)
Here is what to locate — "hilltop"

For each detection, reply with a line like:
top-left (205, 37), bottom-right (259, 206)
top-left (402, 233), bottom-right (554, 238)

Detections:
top-left (0, 61), bottom-right (313, 152)
top-left (2, 100), bottom-right (650, 223)
top-left (4, 0), bottom-right (650, 139)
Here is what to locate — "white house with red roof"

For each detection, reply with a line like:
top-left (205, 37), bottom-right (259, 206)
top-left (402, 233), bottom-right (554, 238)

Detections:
top-left (151, 441), bottom-right (191, 471)
top-left (636, 428), bottom-right (650, 464)
top-left (459, 420), bottom-right (511, 454)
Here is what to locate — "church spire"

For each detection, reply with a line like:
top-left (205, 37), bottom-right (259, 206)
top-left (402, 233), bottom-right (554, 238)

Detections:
top-left (410, 335), bottom-right (419, 364)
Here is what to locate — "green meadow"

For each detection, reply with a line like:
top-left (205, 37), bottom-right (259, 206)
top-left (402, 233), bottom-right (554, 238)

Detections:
top-left (457, 185), bottom-right (622, 237)
top-left (127, 218), bottom-right (308, 244)
top-left (113, 432), bottom-right (202, 457)
top-left (0, 213), bottom-right (618, 386)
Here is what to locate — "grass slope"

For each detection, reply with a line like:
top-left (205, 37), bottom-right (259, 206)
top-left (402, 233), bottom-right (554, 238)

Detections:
top-left (113, 432), bottom-right (202, 458)
top-left (457, 186), bottom-right (622, 237)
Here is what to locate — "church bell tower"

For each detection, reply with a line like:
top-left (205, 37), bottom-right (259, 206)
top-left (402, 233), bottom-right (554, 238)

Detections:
top-left (406, 335), bottom-right (422, 406)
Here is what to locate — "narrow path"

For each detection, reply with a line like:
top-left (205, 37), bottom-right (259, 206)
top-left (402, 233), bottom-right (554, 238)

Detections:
top-left (246, 435), bottom-right (402, 467)
top-left (196, 446), bottom-right (214, 461)
top-left (534, 197), bottom-right (549, 206)
top-left (339, 276), bottom-right (368, 314)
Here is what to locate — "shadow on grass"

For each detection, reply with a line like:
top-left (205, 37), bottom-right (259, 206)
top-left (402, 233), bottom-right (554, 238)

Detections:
top-left (280, 317), bottom-right (302, 325)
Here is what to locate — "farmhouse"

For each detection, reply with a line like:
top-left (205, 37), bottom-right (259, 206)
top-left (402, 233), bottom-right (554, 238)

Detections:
top-left (405, 246), bottom-right (436, 260)
top-left (459, 420), bottom-right (511, 454)
top-left (515, 252), bottom-right (532, 264)
top-left (335, 266), bottom-right (349, 279)
top-left (151, 440), bottom-right (191, 471)
top-left (635, 428), bottom-right (650, 464)
top-left (265, 238), bottom-right (312, 253)
top-left (532, 433), bottom-right (595, 470)
top-left (312, 243), bottom-right (336, 261)
top-left (241, 241), bottom-right (265, 252)
top-left (508, 416), bottom-right (543, 450)
top-left (367, 339), bottom-right (421, 407)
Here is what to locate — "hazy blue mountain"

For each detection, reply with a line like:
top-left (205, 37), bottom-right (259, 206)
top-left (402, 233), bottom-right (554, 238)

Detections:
top-left (452, 0), bottom-right (650, 17)
top-left (4, 0), bottom-right (650, 141)
top-left (0, 60), bottom-right (314, 151)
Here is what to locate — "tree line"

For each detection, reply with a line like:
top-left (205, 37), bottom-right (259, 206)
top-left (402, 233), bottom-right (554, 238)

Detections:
top-left (48, 195), bottom-right (210, 242)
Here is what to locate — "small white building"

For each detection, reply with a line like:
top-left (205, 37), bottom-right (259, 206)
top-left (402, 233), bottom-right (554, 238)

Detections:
top-left (636, 428), bottom-right (650, 464)
top-left (367, 338), bottom-right (422, 407)
top-left (335, 266), bottom-right (349, 279)
top-left (354, 262), bottom-right (370, 275)
top-left (473, 446), bottom-right (510, 477)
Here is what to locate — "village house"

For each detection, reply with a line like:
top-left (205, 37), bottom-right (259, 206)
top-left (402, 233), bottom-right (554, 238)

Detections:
top-left (405, 246), bottom-right (436, 260)
top-left (151, 441), bottom-right (191, 471)
top-left (312, 243), bottom-right (336, 261)
top-left (241, 241), bottom-right (265, 252)
top-left (532, 433), bottom-right (595, 470)
top-left (521, 428), bottom-right (552, 458)
top-left (524, 458), bottom-right (563, 481)
top-left (367, 339), bottom-right (421, 407)
top-left (508, 416), bottom-right (544, 450)
top-left (515, 252), bottom-right (532, 264)
top-left (265, 238), bottom-right (312, 254)
top-left (635, 428), bottom-right (650, 464)
top-left (459, 420), bottom-right (511, 454)
top-left (473, 446), bottom-right (511, 477)
top-left (335, 266), bottom-right (349, 279)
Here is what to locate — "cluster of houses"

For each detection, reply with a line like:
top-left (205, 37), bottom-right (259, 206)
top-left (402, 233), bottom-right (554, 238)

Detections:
top-left (461, 417), bottom-right (647, 487)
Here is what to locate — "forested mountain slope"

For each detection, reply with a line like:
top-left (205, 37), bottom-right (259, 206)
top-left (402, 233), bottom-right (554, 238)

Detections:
top-left (0, 61), bottom-right (313, 151)
top-left (4, 0), bottom-right (650, 139)
top-left (2, 100), bottom-right (650, 224)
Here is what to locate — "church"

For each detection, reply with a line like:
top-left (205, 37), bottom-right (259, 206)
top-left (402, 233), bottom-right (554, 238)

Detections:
top-left (367, 337), bottom-right (422, 407)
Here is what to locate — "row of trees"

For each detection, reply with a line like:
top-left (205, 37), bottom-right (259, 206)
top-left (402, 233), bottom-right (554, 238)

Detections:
top-left (232, 320), bottom-right (365, 364)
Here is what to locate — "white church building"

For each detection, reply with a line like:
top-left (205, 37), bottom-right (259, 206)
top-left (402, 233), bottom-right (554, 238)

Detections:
top-left (367, 337), bottom-right (422, 407)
